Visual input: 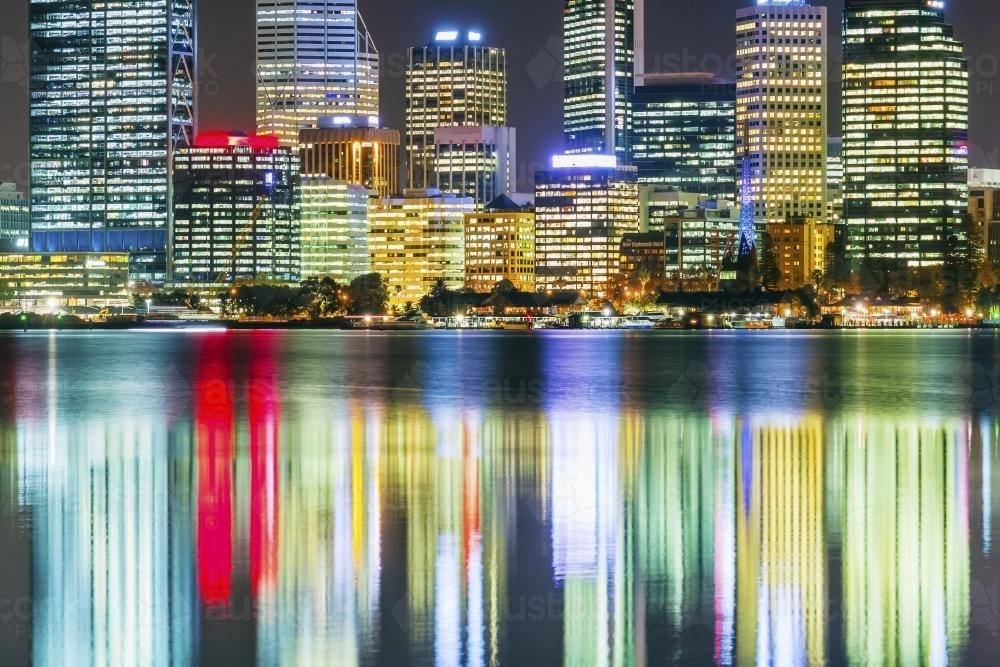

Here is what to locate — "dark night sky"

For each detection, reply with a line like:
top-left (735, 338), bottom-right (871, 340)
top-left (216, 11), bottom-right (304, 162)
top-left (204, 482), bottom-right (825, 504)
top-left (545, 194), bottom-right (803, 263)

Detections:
top-left (2, 0), bottom-right (999, 191)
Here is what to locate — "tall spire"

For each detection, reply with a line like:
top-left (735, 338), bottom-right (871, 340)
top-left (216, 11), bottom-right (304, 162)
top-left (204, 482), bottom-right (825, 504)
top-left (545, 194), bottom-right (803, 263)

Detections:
top-left (738, 157), bottom-right (756, 262)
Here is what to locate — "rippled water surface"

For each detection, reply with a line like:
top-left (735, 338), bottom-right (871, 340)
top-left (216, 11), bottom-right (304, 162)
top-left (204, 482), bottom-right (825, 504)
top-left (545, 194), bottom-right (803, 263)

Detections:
top-left (0, 330), bottom-right (997, 665)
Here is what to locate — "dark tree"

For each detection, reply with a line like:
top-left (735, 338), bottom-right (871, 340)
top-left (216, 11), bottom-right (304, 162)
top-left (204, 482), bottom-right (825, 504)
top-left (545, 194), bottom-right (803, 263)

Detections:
top-left (348, 273), bottom-right (390, 316)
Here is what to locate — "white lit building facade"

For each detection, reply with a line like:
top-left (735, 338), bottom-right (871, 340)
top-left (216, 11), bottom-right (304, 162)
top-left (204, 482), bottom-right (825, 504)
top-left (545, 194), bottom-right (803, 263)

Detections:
top-left (172, 134), bottom-right (301, 284)
top-left (0, 183), bottom-right (30, 252)
top-left (300, 176), bottom-right (369, 281)
top-left (433, 126), bottom-right (516, 209)
top-left (256, 0), bottom-right (380, 146)
top-left (629, 74), bottom-right (737, 198)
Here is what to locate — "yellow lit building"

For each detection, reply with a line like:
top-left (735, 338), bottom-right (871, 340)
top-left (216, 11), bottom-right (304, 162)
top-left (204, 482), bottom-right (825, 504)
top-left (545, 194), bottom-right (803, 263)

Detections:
top-left (299, 124), bottom-right (400, 199)
top-left (368, 189), bottom-right (476, 308)
top-left (765, 220), bottom-right (834, 290)
top-left (406, 32), bottom-right (507, 191)
top-left (464, 195), bottom-right (535, 293)
top-left (736, 1), bottom-right (828, 225)
top-left (534, 155), bottom-right (640, 297)
top-left (0, 253), bottom-right (130, 307)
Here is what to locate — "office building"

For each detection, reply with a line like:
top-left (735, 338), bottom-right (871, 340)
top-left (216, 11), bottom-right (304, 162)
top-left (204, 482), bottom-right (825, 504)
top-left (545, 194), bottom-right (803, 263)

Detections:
top-left (29, 0), bottom-right (196, 286)
top-left (827, 137), bottom-right (844, 226)
top-left (765, 219), bottom-right (834, 290)
top-left (0, 253), bottom-right (131, 307)
top-left (969, 169), bottom-right (1000, 265)
top-left (619, 233), bottom-right (666, 281)
top-left (843, 0), bottom-right (968, 268)
top-left (256, 0), bottom-right (379, 146)
top-left (434, 126), bottom-right (516, 208)
top-left (406, 32), bottom-right (507, 191)
top-left (630, 74), bottom-right (737, 197)
top-left (172, 133), bottom-right (301, 284)
top-left (0, 183), bottom-right (30, 252)
top-left (640, 188), bottom-right (703, 234)
top-left (368, 189), bottom-right (476, 308)
top-left (299, 118), bottom-right (400, 198)
top-left (663, 203), bottom-right (740, 281)
top-left (300, 176), bottom-right (369, 281)
top-left (563, 0), bottom-right (637, 157)
top-left (534, 155), bottom-right (639, 295)
top-left (735, 0), bottom-right (828, 224)
top-left (464, 195), bottom-right (536, 293)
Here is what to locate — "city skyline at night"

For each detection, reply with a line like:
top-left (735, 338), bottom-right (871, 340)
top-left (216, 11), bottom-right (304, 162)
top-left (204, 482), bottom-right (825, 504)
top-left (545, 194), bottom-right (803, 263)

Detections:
top-left (3, 0), bottom-right (1000, 189)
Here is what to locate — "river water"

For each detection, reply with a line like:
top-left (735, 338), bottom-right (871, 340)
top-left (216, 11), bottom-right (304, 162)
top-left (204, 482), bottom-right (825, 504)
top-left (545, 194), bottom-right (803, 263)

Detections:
top-left (0, 330), bottom-right (997, 665)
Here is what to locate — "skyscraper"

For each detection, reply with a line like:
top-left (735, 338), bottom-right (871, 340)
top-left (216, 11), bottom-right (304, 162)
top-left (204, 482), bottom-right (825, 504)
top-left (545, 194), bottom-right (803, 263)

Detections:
top-left (257, 1), bottom-right (379, 146)
top-left (735, 0), bottom-right (827, 225)
top-left (29, 0), bottom-right (196, 284)
top-left (563, 0), bottom-right (636, 157)
top-left (842, 0), bottom-right (969, 269)
top-left (405, 31), bottom-right (508, 191)
top-left (629, 73), bottom-right (737, 197)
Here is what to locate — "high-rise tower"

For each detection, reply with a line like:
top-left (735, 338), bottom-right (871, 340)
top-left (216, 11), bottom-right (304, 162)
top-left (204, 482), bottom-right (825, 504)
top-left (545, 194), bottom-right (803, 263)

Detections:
top-left (842, 0), bottom-right (969, 269)
top-left (29, 0), bottom-right (196, 284)
top-left (735, 0), bottom-right (828, 225)
top-left (405, 31), bottom-right (508, 192)
top-left (563, 0), bottom-right (636, 157)
top-left (256, 1), bottom-right (379, 146)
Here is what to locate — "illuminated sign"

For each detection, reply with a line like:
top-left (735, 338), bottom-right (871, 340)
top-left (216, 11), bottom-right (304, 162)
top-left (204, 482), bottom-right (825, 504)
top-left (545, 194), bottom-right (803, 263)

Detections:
top-left (552, 154), bottom-right (618, 169)
top-left (468, 31), bottom-right (482, 42)
top-left (435, 30), bottom-right (459, 42)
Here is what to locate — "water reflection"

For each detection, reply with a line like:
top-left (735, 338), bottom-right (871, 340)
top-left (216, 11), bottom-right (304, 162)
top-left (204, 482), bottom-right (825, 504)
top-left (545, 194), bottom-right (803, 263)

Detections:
top-left (0, 332), bottom-right (997, 665)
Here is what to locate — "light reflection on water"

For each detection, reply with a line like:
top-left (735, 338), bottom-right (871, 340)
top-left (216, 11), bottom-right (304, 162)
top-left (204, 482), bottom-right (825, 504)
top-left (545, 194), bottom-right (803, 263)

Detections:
top-left (0, 331), bottom-right (997, 666)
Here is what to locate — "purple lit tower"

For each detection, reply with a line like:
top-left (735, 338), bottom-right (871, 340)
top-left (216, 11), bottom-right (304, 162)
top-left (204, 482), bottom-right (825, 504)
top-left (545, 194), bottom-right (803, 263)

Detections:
top-left (719, 158), bottom-right (760, 293)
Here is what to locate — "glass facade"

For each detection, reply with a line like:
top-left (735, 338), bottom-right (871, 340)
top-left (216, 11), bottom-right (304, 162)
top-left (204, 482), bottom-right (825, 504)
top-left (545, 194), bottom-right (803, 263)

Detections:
top-left (0, 183), bottom-right (30, 252)
top-left (842, 0), bottom-right (969, 268)
top-left (662, 205), bottom-right (740, 277)
top-left (172, 136), bottom-right (301, 283)
top-left (368, 191), bottom-right (475, 308)
top-left (629, 75), bottom-right (737, 197)
top-left (300, 176), bottom-right (369, 281)
top-left (534, 160), bottom-right (639, 295)
top-left (0, 253), bottom-right (130, 305)
top-left (29, 0), bottom-right (195, 286)
top-left (406, 36), bottom-right (507, 191)
top-left (256, 1), bottom-right (379, 147)
top-left (736, 0), bottom-right (828, 224)
top-left (563, 0), bottom-right (634, 157)
top-left (433, 126), bottom-right (516, 209)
